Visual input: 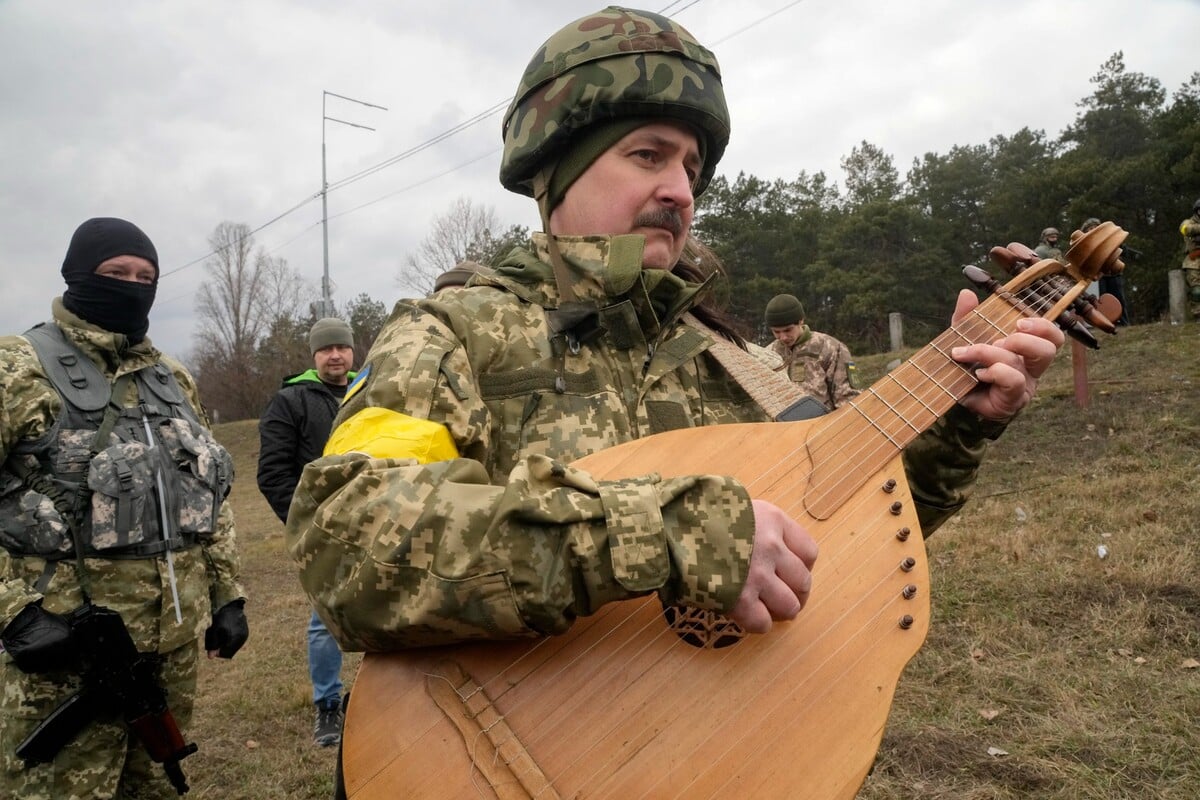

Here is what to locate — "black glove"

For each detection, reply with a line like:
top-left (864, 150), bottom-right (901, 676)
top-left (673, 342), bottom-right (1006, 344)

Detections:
top-left (1, 602), bottom-right (76, 674)
top-left (204, 598), bottom-right (248, 659)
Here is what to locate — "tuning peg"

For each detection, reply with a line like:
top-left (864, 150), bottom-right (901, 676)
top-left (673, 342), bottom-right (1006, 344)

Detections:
top-left (963, 264), bottom-right (1000, 291)
top-left (963, 264), bottom-right (1100, 349)
top-left (1072, 295), bottom-right (1118, 334)
top-left (1094, 294), bottom-right (1123, 325)
top-left (1005, 242), bottom-right (1039, 264)
top-left (1056, 310), bottom-right (1100, 349)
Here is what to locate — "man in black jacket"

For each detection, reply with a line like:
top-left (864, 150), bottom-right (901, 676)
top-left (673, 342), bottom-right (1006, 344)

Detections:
top-left (257, 317), bottom-right (356, 746)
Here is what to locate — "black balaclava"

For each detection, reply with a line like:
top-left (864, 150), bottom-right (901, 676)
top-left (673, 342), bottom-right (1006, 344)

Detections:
top-left (61, 217), bottom-right (159, 343)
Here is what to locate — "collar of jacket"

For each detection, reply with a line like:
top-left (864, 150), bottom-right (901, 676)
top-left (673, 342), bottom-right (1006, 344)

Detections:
top-left (789, 324), bottom-right (814, 350)
top-left (283, 368), bottom-right (358, 387)
top-left (51, 296), bottom-right (160, 376)
top-left (493, 233), bottom-right (716, 338)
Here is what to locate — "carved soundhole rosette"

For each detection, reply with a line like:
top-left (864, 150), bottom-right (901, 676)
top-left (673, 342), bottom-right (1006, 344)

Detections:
top-left (663, 605), bottom-right (746, 649)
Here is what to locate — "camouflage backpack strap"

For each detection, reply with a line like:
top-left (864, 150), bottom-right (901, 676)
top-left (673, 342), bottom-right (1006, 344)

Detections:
top-left (133, 359), bottom-right (199, 425)
top-left (22, 322), bottom-right (110, 413)
top-left (681, 313), bottom-right (827, 422)
top-left (11, 324), bottom-right (133, 565)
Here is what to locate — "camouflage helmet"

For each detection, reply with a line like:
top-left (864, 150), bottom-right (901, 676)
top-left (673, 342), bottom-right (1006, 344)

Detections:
top-left (1081, 217), bottom-right (1101, 232)
top-left (1194, 197), bottom-right (1200, 213)
top-left (1041, 227), bottom-right (1060, 240)
top-left (500, 6), bottom-right (730, 200)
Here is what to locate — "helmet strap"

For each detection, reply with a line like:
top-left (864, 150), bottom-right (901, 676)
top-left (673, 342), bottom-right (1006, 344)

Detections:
top-left (533, 168), bottom-right (582, 307)
top-left (534, 168), bottom-right (607, 342)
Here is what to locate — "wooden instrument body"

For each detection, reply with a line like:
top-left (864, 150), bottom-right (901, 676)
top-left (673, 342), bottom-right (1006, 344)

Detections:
top-left (344, 414), bottom-right (930, 799)
top-left (340, 224), bottom-right (1129, 798)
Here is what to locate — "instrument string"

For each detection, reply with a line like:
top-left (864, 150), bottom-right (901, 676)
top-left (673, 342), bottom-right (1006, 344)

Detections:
top-left (782, 319), bottom-right (987, 513)
top-left (614, 273), bottom-right (1077, 796)
top-left (609, 278), bottom-right (1060, 796)
top-left (404, 272), bottom-right (1069, 796)
top-left (680, 272), bottom-right (1057, 516)
top-left (625, 280), bottom-right (1062, 797)
top-left (612, 487), bottom-right (932, 798)
top-left (796, 277), bottom-right (1060, 514)
top-left (504, 436), bottom-right (936, 795)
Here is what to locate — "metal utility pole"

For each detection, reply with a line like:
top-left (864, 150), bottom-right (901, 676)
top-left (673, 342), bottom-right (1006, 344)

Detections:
top-left (321, 90), bottom-right (386, 318)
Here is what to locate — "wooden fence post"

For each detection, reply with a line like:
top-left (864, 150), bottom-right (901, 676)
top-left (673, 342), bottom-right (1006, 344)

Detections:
top-left (1168, 269), bottom-right (1188, 325)
top-left (1071, 340), bottom-right (1090, 408)
top-left (889, 312), bottom-right (904, 352)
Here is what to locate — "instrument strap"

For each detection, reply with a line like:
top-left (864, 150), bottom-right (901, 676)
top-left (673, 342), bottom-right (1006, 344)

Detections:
top-left (682, 313), bottom-right (826, 422)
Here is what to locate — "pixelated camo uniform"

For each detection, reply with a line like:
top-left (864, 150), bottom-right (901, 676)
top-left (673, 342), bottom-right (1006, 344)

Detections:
top-left (286, 234), bottom-right (1005, 652)
top-left (0, 300), bottom-right (244, 799)
top-left (770, 326), bottom-right (860, 411)
top-left (1181, 214), bottom-right (1200, 317)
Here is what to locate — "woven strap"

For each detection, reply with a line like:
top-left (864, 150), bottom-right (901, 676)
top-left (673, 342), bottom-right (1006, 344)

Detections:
top-left (682, 313), bottom-right (823, 421)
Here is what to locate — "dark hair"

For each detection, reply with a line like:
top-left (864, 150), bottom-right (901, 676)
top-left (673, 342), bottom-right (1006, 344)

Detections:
top-left (673, 236), bottom-right (750, 347)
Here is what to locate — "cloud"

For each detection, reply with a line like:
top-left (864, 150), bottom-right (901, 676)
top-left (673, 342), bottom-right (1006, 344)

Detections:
top-left (1, 0), bottom-right (1194, 361)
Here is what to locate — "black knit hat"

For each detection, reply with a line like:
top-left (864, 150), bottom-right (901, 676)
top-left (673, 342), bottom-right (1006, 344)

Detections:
top-left (62, 217), bottom-right (159, 283)
top-left (765, 294), bottom-right (805, 327)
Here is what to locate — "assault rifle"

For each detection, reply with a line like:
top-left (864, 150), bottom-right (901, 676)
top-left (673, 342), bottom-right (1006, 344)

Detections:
top-left (16, 603), bottom-right (199, 795)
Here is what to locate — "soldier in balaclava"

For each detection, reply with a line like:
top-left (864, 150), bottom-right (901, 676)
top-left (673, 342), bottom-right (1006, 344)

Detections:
top-left (0, 217), bottom-right (247, 798)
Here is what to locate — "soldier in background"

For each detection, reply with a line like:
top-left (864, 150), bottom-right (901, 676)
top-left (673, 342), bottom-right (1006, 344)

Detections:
top-left (1180, 199), bottom-right (1200, 320)
top-left (764, 293), bottom-right (859, 410)
top-left (1034, 227), bottom-right (1064, 262)
top-left (0, 217), bottom-right (247, 798)
top-left (257, 318), bottom-right (356, 747)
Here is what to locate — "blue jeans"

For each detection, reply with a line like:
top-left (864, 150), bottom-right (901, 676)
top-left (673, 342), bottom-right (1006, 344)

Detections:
top-left (307, 610), bottom-right (343, 706)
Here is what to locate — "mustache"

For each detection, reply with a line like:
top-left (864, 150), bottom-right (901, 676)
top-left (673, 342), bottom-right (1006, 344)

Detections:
top-left (633, 208), bottom-right (683, 235)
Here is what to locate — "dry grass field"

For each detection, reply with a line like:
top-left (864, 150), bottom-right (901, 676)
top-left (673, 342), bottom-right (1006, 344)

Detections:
top-left (184, 320), bottom-right (1199, 799)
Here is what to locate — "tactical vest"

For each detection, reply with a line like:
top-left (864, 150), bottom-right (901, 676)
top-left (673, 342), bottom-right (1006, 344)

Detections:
top-left (0, 323), bottom-right (234, 560)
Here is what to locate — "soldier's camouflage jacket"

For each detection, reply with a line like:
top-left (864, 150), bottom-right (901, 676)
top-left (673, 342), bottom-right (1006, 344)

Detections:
top-left (287, 235), bottom-right (1004, 651)
top-left (0, 300), bottom-right (244, 654)
top-left (770, 325), bottom-right (859, 410)
top-left (1034, 243), bottom-right (1064, 262)
top-left (1180, 212), bottom-right (1200, 257)
top-left (1181, 214), bottom-right (1200, 316)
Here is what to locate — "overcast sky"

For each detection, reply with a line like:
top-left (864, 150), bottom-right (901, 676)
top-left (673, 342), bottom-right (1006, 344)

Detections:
top-left (1, 0), bottom-right (1194, 360)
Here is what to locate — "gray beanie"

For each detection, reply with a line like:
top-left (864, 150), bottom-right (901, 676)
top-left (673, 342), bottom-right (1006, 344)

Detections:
top-left (765, 294), bottom-right (805, 327)
top-left (309, 317), bottom-right (353, 355)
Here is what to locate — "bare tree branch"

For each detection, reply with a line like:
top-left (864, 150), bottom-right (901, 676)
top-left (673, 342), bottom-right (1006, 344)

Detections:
top-left (398, 197), bottom-right (501, 294)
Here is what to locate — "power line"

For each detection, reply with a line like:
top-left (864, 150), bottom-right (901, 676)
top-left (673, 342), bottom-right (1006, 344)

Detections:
top-left (326, 99), bottom-right (511, 194)
top-left (660, 0), bottom-right (704, 16)
top-left (162, 100), bottom-right (512, 278)
top-left (328, 148), bottom-right (501, 221)
top-left (160, 192), bottom-right (319, 278)
top-left (163, 146), bottom-right (505, 286)
top-left (161, 1), bottom-right (805, 277)
top-left (711, 0), bottom-right (807, 45)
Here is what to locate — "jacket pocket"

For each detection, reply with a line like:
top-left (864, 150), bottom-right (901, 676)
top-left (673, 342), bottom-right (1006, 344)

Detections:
top-left (156, 417), bottom-right (235, 535)
top-left (86, 441), bottom-right (156, 550)
top-left (0, 470), bottom-right (73, 557)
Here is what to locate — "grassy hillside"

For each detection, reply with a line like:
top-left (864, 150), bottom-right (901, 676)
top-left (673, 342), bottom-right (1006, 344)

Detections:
top-left (187, 418), bottom-right (361, 799)
top-left (186, 320), bottom-right (1199, 799)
